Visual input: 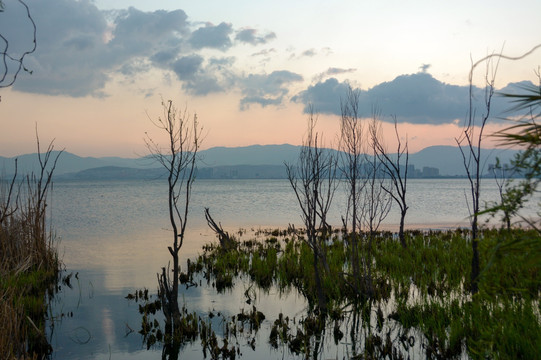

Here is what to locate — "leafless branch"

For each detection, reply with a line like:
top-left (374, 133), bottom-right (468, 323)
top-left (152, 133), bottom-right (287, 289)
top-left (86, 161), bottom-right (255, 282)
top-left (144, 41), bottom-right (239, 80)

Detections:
top-left (0, 0), bottom-right (36, 90)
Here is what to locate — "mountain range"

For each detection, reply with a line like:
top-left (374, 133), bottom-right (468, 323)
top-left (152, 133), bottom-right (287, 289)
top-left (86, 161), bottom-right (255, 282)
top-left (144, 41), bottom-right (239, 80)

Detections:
top-left (0, 144), bottom-right (520, 180)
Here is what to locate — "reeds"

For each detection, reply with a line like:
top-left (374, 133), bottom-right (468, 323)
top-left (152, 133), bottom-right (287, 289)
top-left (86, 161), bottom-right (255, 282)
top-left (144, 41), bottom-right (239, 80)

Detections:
top-left (0, 145), bottom-right (61, 359)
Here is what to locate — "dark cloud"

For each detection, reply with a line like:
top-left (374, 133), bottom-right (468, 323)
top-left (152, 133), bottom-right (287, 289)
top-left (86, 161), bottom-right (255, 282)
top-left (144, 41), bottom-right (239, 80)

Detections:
top-left (183, 75), bottom-right (224, 96)
top-left (2, 1), bottom-right (262, 98)
top-left (240, 70), bottom-right (303, 109)
top-left (63, 34), bottom-right (96, 51)
top-left (171, 55), bottom-right (236, 96)
top-left (292, 78), bottom-right (350, 114)
top-left (3, 0), bottom-right (110, 96)
top-left (187, 56), bottom-right (237, 96)
top-left (366, 72), bottom-right (468, 123)
top-left (172, 55), bottom-right (203, 80)
top-left (150, 48), bottom-right (181, 66)
top-left (111, 7), bottom-right (188, 55)
top-left (1, 1), bottom-right (300, 104)
top-left (3, 0), bottom-right (191, 97)
top-left (235, 28), bottom-right (276, 45)
top-left (119, 60), bottom-right (151, 77)
top-left (189, 22), bottom-right (233, 51)
top-left (294, 73), bottom-right (528, 124)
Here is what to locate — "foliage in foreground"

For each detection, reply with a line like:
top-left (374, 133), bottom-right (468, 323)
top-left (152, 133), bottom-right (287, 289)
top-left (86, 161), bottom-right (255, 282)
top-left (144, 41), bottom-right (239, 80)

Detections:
top-left (130, 226), bottom-right (541, 359)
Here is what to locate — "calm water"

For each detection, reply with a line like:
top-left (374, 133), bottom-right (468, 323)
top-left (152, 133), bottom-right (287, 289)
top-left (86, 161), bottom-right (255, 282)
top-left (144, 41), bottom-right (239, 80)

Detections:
top-left (46, 178), bottom-right (524, 359)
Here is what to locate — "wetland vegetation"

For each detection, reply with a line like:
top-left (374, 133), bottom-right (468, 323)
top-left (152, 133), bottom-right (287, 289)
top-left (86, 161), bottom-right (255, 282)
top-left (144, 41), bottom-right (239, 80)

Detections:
top-left (129, 226), bottom-right (540, 359)
top-left (0, 141), bottom-right (62, 359)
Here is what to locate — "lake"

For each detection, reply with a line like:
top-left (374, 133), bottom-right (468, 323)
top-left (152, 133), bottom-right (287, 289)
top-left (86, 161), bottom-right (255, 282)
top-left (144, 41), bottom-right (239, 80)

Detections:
top-left (46, 178), bottom-right (526, 359)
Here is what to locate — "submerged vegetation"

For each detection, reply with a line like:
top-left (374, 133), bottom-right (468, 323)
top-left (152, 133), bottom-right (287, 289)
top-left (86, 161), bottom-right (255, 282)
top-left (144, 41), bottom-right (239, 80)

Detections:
top-left (0, 140), bottom-right (62, 359)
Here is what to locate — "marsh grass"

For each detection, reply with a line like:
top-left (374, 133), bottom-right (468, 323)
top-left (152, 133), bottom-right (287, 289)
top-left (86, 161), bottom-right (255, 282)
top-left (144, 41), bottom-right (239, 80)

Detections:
top-left (130, 226), bottom-right (540, 359)
top-left (0, 149), bottom-right (62, 359)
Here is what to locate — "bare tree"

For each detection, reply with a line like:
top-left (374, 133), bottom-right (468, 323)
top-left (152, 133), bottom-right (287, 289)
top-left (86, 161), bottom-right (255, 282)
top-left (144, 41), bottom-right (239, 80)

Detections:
top-left (489, 158), bottom-right (514, 231)
top-left (363, 110), bottom-right (393, 239)
top-left (339, 88), bottom-right (392, 296)
top-left (0, 0), bottom-right (36, 91)
top-left (338, 85), bottom-right (366, 292)
top-left (145, 100), bottom-right (202, 329)
top-left (456, 54), bottom-right (499, 294)
top-left (285, 107), bottom-right (337, 314)
top-left (374, 116), bottom-right (409, 248)
top-left (359, 111), bottom-right (392, 297)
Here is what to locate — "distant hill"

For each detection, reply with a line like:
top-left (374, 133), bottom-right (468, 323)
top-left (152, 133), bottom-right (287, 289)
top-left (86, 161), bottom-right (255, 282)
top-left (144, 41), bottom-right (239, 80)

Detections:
top-left (200, 144), bottom-right (301, 166)
top-left (0, 144), bottom-right (520, 180)
top-left (58, 166), bottom-right (165, 180)
top-left (0, 151), bottom-right (152, 176)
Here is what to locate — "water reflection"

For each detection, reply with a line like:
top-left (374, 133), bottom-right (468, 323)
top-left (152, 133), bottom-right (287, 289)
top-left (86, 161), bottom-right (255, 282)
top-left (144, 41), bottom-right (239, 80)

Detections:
top-left (49, 269), bottom-right (309, 359)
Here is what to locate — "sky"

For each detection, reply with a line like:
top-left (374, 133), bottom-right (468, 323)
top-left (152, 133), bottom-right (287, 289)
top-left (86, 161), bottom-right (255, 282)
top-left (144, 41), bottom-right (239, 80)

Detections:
top-left (0, 0), bottom-right (540, 157)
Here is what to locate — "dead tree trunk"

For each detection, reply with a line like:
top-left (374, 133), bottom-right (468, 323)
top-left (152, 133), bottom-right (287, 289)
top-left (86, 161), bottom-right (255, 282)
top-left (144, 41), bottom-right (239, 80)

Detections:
top-left (456, 55), bottom-right (498, 294)
top-left (204, 207), bottom-right (235, 250)
top-left (145, 99), bottom-right (201, 330)
top-left (339, 85), bottom-right (366, 294)
top-left (374, 116), bottom-right (409, 248)
top-left (286, 106), bottom-right (337, 314)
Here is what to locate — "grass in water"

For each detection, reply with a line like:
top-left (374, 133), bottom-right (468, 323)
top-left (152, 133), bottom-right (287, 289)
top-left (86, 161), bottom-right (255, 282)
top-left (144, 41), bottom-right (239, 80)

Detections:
top-left (129, 226), bottom-right (540, 359)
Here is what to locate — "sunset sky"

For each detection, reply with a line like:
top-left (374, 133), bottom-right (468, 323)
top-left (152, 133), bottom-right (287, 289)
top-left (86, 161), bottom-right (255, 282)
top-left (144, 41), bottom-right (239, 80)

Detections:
top-left (0, 0), bottom-right (540, 157)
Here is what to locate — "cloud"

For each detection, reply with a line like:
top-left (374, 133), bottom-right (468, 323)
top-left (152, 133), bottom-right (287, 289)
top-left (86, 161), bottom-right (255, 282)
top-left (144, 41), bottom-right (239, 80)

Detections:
top-left (301, 48), bottom-right (317, 57)
top-left (240, 96), bottom-right (283, 109)
top-left (4, 0), bottom-right (109, 96)
top-left (288, 47), bottom-right (332, 60)
top-left (235, 28), bottom-right (276, 45)
top-left (419, 64), bottom-right (431, 73)
top-left (294, 73), bottom-right (528, 124)
top-left (313, 67), bottom-right (356, 82)
top-left (111, 7), bottom-right (188, 54)
top-left (292, 78), bottom-right (350, 114)
top-left (171, 55), bottom-right (236, 96)
top-left (3, 1), bottom-right (280, 99)
top-left (150, 48), bottom-right (181, 66)
top-left (189, 22), bottom-right (233, 51)
top-left (172, 55), bottom-right (204, 80)
top-left (0, 2), bottom-right (238, 98)
top-left (240, 70), bottom-right (303, 109)
top-left (2, 2), bottom-right (304, 107)
top-left (251, 48), bottom-right (276, 57)
top-left (3, 1), bottom-right (191, 97)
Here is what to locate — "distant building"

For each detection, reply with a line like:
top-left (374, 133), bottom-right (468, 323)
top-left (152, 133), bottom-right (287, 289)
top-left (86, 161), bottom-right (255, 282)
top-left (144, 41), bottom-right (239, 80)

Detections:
top-left (422, 166), bottom-right (439, 177)
top-left (408, 164), bottom-right (440, 178)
